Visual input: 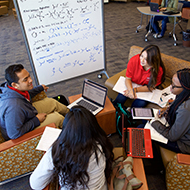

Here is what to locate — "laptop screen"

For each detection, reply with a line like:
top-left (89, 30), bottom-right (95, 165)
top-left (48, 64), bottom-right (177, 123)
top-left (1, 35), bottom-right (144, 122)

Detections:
top-left (82, 79), bottom-right (107, 107)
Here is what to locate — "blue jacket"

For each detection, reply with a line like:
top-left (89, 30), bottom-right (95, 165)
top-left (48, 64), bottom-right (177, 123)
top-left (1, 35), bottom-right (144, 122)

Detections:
top-left (0, 83), bottom-right (44, 140)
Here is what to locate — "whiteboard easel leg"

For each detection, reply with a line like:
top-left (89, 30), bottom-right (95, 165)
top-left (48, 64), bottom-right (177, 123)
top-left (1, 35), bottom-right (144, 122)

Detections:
top-left (98, 70), bottom-right (109, 79)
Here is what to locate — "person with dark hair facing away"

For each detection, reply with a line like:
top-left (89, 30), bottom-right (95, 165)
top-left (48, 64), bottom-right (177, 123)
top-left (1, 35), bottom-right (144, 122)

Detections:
top-left (0, 64), bottom-right (69, 140)
top-left (30, 105), bottom-right (114, 190)
top-left (113, 44), bottom-right (165, 108)
top-left (151, 68), bottom-right (190, 153)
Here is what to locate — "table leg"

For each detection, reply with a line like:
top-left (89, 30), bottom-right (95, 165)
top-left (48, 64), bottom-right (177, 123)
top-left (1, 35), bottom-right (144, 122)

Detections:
top-left (173, 17), bottom-right (177, 46)
top-left (145, 15), bottom-right (153, 41)
top-left (136, 13), bottom-right (143, 33)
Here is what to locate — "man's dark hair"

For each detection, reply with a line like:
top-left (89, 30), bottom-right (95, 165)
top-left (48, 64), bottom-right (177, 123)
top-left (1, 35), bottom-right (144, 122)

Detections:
top-left (5, 64), bottom-right (24, 86)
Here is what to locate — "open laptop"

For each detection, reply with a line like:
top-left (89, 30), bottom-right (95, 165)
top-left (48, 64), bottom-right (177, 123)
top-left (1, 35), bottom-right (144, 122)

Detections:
top-left (67, 79), bottom-right (107, 115)
top-left (150, 2), bottom-right (160, 12)
top-left (122, 114), bottom-right (153, 158)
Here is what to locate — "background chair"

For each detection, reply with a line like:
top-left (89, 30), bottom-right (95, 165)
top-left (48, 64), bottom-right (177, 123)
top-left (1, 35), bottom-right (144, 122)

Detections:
top-left (168, 2), bottom-right (184, 46)
top-left (0, 1), bottom-right (9, 16)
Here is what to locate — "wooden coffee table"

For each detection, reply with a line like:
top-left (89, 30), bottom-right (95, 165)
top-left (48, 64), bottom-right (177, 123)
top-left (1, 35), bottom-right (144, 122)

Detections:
top-left (68, 94), bottom-right (116, 135)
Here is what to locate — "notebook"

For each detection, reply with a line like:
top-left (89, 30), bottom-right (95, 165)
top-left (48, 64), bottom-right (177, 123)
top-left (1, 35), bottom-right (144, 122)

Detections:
top-left (150, 2), bottom-right (160, 12)
top-left (67, 79), bottom-right (107, 115)
top-left (122, 113), bottom-right (153, 158)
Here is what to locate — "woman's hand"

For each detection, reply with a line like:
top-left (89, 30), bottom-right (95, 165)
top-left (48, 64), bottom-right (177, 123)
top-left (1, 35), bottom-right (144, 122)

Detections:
top-left (123, 89), bottom-right (136, 99)
top-left (157, 107), bottom-right (168, 118)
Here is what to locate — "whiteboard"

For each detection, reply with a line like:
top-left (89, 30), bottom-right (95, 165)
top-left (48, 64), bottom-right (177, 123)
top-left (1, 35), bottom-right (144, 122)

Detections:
top-left (14, 0), bottom-right (106, 85)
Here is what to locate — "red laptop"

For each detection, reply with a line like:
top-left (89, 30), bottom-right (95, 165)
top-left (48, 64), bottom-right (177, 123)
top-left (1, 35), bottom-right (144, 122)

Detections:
top-left (122, 114), bottom-right (153, 158)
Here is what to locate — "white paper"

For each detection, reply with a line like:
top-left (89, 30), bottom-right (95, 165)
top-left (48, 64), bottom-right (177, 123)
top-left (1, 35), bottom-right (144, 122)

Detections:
top-left (36, 127), bottom-right (62, 151)
top-left (112, 76), bottom-right (141, 94)
top-left (145, 122), bottom-right (168, 144)
top-left (113, 76), bottom-right (176, 107)
top-left (152, 109), bottom-right (169, 126)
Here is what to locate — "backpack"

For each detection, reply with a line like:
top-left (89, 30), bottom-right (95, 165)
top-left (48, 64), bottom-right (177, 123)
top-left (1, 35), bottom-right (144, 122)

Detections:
top-left (108, 156), bottom-right (143, 190)
top-left (115, 103), bottom-right (137, 137)
top-left (53, 95), bottom-right (69, 106)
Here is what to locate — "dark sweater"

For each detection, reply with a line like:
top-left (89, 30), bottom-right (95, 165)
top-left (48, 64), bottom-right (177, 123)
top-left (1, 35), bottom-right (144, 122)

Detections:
top-left (152, 98), bottom-right (190, 154)
top-left (0, 83), bottom-right (44, 140)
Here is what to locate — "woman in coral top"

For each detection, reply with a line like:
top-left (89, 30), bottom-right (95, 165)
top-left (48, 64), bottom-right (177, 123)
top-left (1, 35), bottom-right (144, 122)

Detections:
top-left (113, 45), bottom-right (165, 108)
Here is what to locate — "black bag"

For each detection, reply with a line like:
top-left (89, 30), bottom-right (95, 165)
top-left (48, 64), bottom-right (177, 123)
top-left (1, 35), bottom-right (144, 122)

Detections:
top-left (146, 21), bottom-right (161, 33)
top-left (162, 10), bottom-right (179, 15)
top-left (53, 95), bottom-right (69, 106)
top-left (115, 103), bottom-right (137, 137)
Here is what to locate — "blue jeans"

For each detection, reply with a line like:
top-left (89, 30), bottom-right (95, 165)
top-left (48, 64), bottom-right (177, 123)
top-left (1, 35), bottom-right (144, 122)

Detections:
top-left (113, 93), bottom-right (149, 108)
top-left (151, 16), bottom-right (169, 36)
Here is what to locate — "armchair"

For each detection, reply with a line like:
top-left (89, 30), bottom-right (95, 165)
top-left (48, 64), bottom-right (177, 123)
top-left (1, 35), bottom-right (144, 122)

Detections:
top-left (0, 1), bottom-right (9, 7)
top-left (0, 123), bottom-right (56, 185)
top-left (159, 147), bottom-right (190, 190)
top-left (0, 1), bottom-right (9, 16)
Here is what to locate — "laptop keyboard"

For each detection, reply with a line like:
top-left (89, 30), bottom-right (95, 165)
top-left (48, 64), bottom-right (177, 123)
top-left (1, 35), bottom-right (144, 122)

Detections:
top-left (131, 129), bottom-right (146, 157)
top-left (77, 100), bottom-right (98, 111)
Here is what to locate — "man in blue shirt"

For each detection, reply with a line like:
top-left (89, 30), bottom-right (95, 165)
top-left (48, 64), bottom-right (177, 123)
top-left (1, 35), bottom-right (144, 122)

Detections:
top-left (0, 64), bottom-right (69, 140)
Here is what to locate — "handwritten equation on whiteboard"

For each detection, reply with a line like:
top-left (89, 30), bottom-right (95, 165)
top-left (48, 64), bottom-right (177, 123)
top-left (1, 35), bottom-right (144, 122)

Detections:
top-left (17, 0), bottom-right (105, 85)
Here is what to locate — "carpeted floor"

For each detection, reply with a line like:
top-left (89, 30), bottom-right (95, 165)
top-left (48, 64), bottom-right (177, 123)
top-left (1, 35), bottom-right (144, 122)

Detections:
top-left (0, 0), bottom-right (190, 189)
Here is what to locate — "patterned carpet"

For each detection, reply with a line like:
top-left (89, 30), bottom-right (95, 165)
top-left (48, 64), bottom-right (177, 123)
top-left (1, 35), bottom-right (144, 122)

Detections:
top-left (0, 1), bottom-right (190, 189)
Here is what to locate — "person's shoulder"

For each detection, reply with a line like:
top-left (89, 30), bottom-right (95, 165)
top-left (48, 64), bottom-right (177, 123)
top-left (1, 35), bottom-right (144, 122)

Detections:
top-left (128, 54), bottom-right (140, 65)
top-left (131, 54), bottom-right (140, 60)
top-left (179, 98), bottom-right (190, 111)
top-left (185, 98), bottom-right (190, 108)
top-left (0, 87), bottom-right (21, 102)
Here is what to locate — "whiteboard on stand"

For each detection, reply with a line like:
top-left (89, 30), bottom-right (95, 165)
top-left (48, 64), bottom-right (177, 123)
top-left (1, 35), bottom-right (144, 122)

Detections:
top-left (13, 0), bottom-right (106, 85)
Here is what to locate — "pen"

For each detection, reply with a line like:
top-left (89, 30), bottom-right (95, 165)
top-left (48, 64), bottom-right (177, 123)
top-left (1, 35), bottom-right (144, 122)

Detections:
top-left (160, 97), bottom-right (163, 102)
top-left (133, 88), bottom-right (135, 96)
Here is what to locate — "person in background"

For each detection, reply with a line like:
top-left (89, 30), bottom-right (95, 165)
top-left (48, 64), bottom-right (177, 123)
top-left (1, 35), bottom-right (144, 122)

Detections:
top-left (152, 0), bottom-right (178, 39)
top-left (30, 105), bottom-right (114, 190)
top-left (151, 68), bottom-right (190, 153)
top-left (0, 64), bottom-right (69, 140)
top-left (113, 45), bottom-right (165, 108)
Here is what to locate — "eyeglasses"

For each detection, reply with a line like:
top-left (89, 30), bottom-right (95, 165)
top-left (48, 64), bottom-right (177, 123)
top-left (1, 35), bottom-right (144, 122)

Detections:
top-left (171, 81), bottom-right (183, 89)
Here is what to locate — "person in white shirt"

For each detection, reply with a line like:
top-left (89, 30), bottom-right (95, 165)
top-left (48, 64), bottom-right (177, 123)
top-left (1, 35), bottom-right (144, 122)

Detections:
top-left (30, 105), bottom-right (114, 190)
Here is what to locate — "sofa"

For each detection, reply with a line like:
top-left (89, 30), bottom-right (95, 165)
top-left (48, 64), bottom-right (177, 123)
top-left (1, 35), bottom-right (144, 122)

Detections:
top-left (105, 45), bottom-right (190, 190)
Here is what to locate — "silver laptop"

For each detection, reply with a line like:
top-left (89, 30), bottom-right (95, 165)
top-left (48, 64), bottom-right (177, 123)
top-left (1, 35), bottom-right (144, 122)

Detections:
top-left (67, 79), bottom-right (107, 115)
top-left (150, 2), bottom-right (160, 12)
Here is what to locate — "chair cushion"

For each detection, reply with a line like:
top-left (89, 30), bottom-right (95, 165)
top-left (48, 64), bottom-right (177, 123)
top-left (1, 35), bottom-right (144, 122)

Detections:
top-left (0, 136), bottom-right (44, 182)
top-left (166, 154), bottom-right (190, 190)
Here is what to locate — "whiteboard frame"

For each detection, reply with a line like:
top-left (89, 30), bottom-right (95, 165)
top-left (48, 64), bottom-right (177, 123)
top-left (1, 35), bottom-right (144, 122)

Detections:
top-left (13, 0), bottom-right (108, 85)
